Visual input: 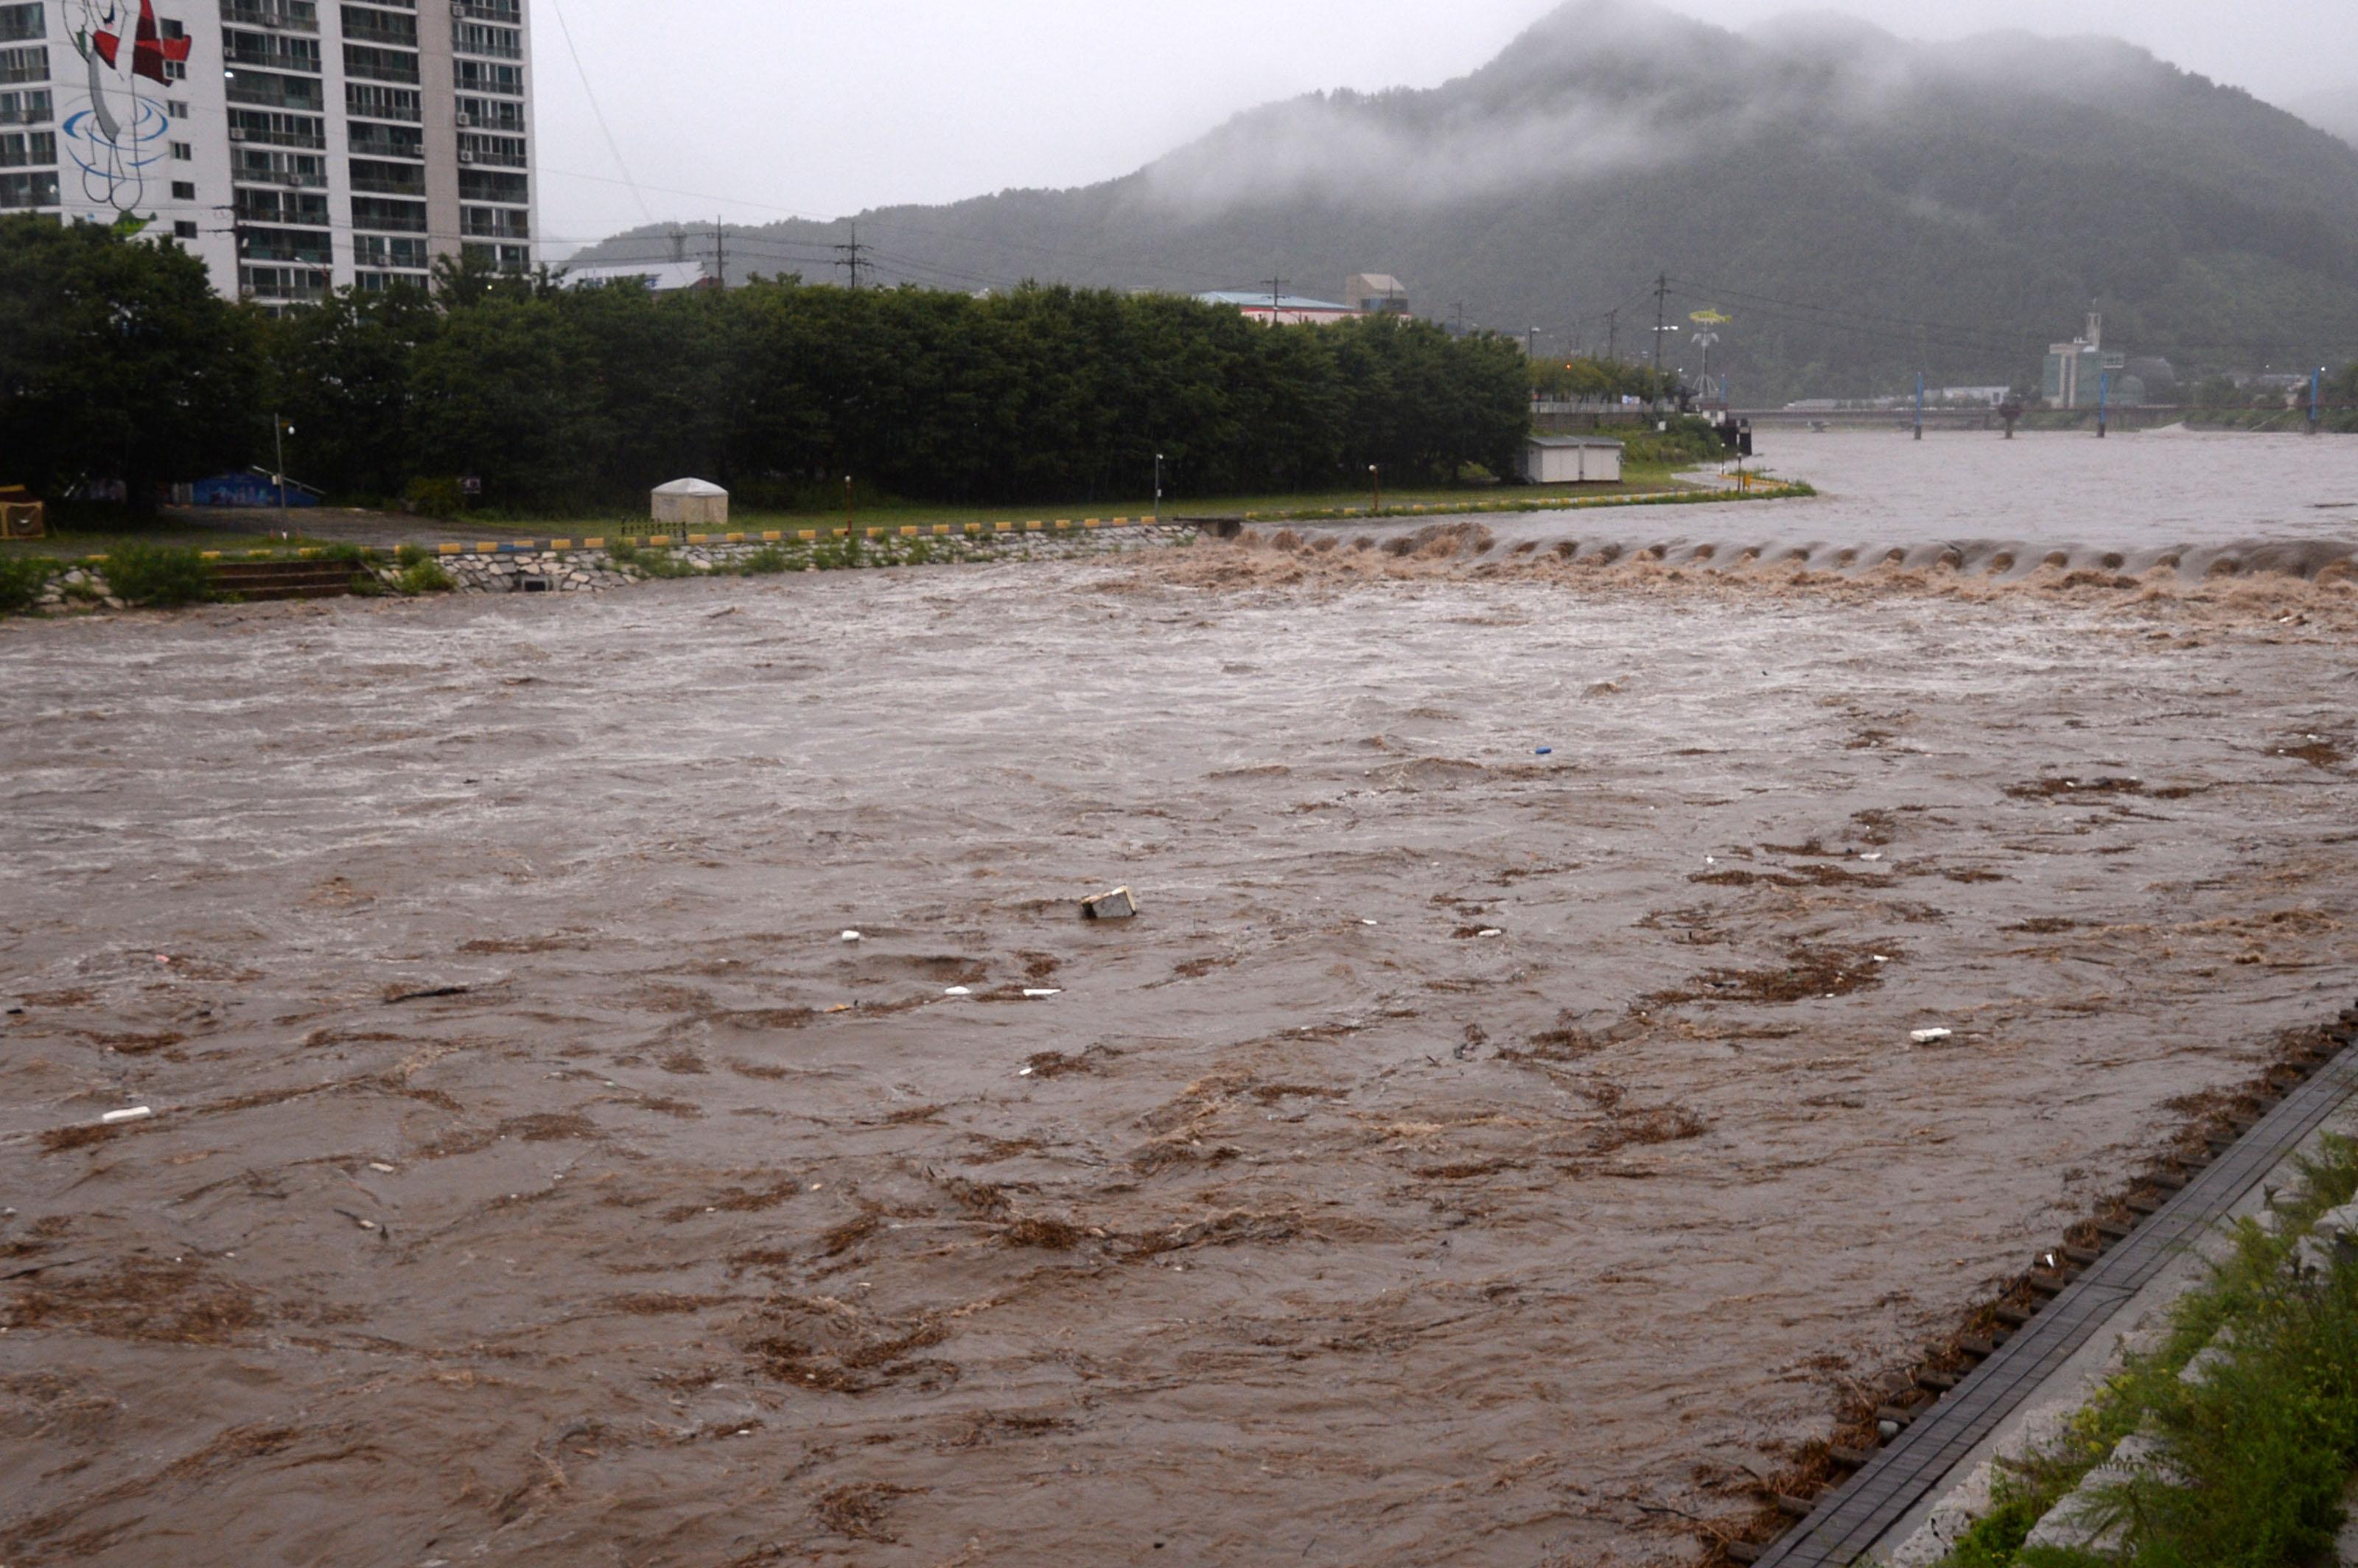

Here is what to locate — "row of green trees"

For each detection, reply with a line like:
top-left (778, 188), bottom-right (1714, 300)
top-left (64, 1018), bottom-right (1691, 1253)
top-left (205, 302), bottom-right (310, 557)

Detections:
top-left (1, 219), bottom-right (1533, 511)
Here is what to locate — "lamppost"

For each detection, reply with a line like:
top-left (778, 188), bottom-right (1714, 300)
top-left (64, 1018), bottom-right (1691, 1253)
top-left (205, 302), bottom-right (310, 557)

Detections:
top-left (1155, 452), bottom-right (1164, 524)
top-left (1369, 464), bottom-right (1381, 517)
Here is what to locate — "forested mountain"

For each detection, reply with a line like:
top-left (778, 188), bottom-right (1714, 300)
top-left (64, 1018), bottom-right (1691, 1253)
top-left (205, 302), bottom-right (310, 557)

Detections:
top-left (575, 1), bottom-right (2358, 402)
top-left (2287, 88), bottom-right (2358, 150)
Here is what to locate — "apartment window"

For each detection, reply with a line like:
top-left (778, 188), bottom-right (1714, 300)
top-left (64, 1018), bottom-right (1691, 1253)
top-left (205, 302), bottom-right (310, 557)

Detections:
top-left (343, 43), bottom-right (419, 84)
top-left (354, 232), bottom-right (427, 269)
top-left (0, 167), bottom-right (56, 206)
top-left (451, 21), bottom-right (519, 58)
top-left (174, 220), bottom-right (198, 239)
top-left (239, 263), bottom-right (331, 301)
top-left (347, 156), bottom-right (421, 195)
top-left (461, 239), bottom-right (528, 271)
top-left (344, 81), bottom-right (419, 122)
top-left (229, 108), bottom-right (326, 147)
top-left (226, 70), bottom-right (325, 111)
top-left (234, 147), bottom-right (325, 185)
top-left (0, 4), bottom-right (43, 43)
top-left (454, 93), bottom-right (522, 132)
top-left (340, 5), bottom-right (416, 45)
top-left (347, 121), bottom-right (421, 158)
top-left (224, 29), bottom-right (321, 73)
top-left (0, 87), bottom-right (47, 124)
top-left (457, 167), bottom-right (524, 205)
top-left (458, 130), bottom-right (524, 167)
top-left (0, 128), bottom-right (49, 165)
top-left (167, 98), bottom-right (188, 118)
top-left (0, 43), bottom-right (44, 83)
top-left (171, 179), bottom-right (195, 200)
top-left (452, 59), bottom-right (521, 96)
top-left (237, 225), bottom-right (332, 264)
top-left (221, 0), bottom-right (320, 29)
top-left (459, 203), bottom-right (526, 239)
top-left (171, 141), bottom-right (192, 161)
top-left (235, 187), bottom-right (328, 225)
top-left (157, 18), bottom-right (185, 77)
top-left (351, 195), bottom-right (426, 231)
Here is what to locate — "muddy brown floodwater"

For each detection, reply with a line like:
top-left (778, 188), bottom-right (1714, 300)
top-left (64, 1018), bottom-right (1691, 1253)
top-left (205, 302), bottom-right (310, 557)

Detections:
top-left (3, 528), bottom-right (2357, 1568)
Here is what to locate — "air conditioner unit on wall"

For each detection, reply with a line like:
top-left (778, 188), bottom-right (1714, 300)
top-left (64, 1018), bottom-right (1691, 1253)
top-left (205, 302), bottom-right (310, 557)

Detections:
top-left (455, 111), bottom-right (472, 126)
top-left (228, 127), bottom-right (247, 140)
top-left (458, 149), bottom-right (473, 162)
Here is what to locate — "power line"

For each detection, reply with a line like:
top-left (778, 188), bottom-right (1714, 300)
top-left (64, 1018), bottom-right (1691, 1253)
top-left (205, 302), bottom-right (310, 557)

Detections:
top-left (545, 0), bottom-right (654, 229)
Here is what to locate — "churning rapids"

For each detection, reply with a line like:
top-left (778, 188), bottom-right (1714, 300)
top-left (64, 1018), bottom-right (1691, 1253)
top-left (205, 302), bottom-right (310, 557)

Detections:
top-left (2, 432), bottom-right (2356, 1567)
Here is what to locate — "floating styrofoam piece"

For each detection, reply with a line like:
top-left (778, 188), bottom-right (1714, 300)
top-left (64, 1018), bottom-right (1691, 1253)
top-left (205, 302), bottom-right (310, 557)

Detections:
top-left (1477, 928), bottom-right (1504, 939)
top-left (1022, 989), bottom-right (1062, 998)
top-left (1911, 1028), bottom-right (1953, 1044)
top-left (840, 930), bottom-right (862, 943)
top-left (944, 987), bottom-right (972, 997)
top-left (1082, 886), bottom-right (1138, 920)
top-left (101, 1107), bottom-right (154, 1125)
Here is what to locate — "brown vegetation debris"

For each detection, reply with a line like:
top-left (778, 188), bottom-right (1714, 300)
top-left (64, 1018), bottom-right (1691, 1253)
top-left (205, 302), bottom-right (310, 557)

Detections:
top-left (811, 1482), bottom-right (923, 1542)
top-left (7, 1257), bottom-right (266, 1346)
top-left (1650, 943), bottom-right (1891, 1007)
top-left (748, 1297), bottom-right (954, 1394)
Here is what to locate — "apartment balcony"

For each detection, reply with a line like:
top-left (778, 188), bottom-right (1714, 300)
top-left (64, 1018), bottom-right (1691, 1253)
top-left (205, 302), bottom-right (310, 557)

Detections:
top-left (226, 74), bottom-right (325, 111)
top-left (342, 20), bottom-right (416, 48)
top-left (224, 38), bottom-right (323, 74)
top-left (460, 211), bottom-right (528, 240)
top-left (220, 2), bottom-right (321, 32)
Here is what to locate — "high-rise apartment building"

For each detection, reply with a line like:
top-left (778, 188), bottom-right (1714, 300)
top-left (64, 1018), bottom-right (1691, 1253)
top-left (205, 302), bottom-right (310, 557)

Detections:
top-left (0, 0), bottom-right (535, 309)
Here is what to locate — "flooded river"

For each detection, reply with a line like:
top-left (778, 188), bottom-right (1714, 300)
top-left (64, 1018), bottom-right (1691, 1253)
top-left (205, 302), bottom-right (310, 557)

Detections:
top-left (3, 447), bottom-right (2357, 1566)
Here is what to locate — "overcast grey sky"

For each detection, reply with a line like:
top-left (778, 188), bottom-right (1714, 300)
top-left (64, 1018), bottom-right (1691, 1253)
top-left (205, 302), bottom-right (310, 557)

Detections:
top-left (528, 0), bottom-right (2357, 251)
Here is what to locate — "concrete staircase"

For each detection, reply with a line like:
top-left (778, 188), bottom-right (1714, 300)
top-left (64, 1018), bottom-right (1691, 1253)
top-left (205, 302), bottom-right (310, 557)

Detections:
top-left (209, 559), bottom-right (367, 602)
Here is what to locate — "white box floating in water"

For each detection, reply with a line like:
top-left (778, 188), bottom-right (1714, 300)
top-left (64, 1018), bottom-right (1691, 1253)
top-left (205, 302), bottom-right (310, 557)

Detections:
top-left (1082, 887), bottom-right (1137, 920)
top-left (101, 1107), bottom-right (154, 1125)
top-left (1911, 1028), bottom-right (1954, 1045)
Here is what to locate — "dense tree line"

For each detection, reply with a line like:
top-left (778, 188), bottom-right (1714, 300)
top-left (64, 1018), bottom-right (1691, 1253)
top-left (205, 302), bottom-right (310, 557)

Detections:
top-left (1, 219), bottom-right (1531, 512)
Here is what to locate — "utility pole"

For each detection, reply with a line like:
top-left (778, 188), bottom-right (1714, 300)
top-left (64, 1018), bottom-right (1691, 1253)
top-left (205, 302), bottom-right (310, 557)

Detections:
top-left (836, 222), bottom-right (868, 290)
top-left (1451, 301), bottom-right (1465, 336)
top-left (2312, 366), bottom-right (2324, 435)
top-left (2097, 370), bottom-right (2110, 439)
top-left (1606, 308), bottom-right (1618, 364)
top-left (713, 218), bottom-right (726, 288)
top-left (1527, 326), bottom-right (1539, 360)
top-left (1262, 276), bottom-right (1288, 328)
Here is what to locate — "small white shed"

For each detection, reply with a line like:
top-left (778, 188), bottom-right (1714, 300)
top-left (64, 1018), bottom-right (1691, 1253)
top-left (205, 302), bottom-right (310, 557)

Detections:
top-left (651, 477), bottom-right (730, 529)
top-left (1522, 436), bottom-right (1625, 485)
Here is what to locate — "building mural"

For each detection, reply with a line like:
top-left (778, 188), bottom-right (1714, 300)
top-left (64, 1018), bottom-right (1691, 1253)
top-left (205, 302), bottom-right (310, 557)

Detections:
top-left (63, 0), bottom-right (187, 214)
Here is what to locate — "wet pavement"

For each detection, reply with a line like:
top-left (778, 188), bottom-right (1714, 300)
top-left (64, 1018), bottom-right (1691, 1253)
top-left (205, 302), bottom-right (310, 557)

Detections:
top-left (1, 513), bottom-right (2355, 1566)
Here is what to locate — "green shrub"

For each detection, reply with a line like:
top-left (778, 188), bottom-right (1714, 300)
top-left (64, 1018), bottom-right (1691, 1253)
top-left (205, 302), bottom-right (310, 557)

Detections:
top-left (626, 546), bottom-right (702, 579)
top-left (606, 540), bottom-right (640, 565)
top-left (396, 559), bottom-right (455, 595)
top-left (0, 554), bottom-right (57, 614)
top-left (405, 477), bottom-right (465, 519)
top-left (394, 543), bottom-right (432, 569)
top-left (737, 545), bottom-right (795, 575)
top-left (100, 543), bottom-right (214, 606)
top-left (320, 542), bottom-right (378, 568)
